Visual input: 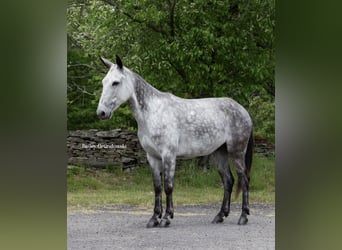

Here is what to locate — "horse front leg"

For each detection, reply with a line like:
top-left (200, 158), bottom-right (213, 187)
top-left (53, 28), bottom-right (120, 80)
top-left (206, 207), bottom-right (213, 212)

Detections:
top-left (146, 154), bottom-right (163, 228)
top-left (160, 155), bottom-right (176, 227)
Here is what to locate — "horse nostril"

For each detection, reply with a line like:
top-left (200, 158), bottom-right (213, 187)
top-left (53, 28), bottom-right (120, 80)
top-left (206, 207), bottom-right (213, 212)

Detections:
top-left (97, 109), bottom-right (106, 119)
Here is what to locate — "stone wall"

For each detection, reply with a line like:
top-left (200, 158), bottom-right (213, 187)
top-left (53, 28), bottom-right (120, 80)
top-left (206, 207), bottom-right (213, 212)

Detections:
top-left (67, 129), bottom-right (147, 170)
top-left (254, 136), bottom-right (274, 157)
top-left (67, 130), bottom-right (274, 169)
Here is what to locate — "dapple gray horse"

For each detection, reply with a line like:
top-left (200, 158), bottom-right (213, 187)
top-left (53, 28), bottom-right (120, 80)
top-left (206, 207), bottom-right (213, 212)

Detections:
top-left (97, 55), bottom-right (253, 228)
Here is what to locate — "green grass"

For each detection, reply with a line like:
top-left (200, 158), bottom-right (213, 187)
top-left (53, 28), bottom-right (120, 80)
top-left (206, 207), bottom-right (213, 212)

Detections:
top-left (67, 155), bottom-right (274, 210)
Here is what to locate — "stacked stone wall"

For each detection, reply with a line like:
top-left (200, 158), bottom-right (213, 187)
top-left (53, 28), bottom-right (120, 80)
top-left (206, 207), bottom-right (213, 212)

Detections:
top-left (67, 130), bottom-right (274, 169)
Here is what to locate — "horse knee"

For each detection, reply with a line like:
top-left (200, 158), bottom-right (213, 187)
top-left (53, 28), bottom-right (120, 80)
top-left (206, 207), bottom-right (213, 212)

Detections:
top-left (164, 173), bottom-right (174, 193)
top-left (164, 182), bottom-right (173, 195)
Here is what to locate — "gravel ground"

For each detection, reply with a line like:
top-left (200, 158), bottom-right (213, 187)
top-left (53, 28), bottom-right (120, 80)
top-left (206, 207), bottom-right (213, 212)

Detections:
top-left (68, 203), bottom-right (274, 250)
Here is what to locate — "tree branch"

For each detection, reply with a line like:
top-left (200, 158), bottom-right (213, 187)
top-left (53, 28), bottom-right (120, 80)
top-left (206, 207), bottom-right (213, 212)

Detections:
top-left (168, 60), bottom-right (188, 83)
top-left (68, 63), bottom-right (98, 70)
top-left (167, 0), bottom-right (176, 37)
top-left (68, 81), bottom-right (96, 96)
top-left (100, 0), bottom-right (167, 36)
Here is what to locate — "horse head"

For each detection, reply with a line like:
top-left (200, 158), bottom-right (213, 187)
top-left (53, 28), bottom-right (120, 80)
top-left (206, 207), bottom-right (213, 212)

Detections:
top-left (96, 55), bottom-right (134, 120)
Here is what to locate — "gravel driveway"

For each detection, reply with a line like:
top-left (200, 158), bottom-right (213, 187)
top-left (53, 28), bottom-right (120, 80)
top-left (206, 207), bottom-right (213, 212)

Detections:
top-left (68, 203), bottom-right (274, 250)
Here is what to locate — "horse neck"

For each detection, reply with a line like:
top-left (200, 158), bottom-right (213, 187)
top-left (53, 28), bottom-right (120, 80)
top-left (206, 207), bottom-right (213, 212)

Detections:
top-left (127, 72), bottom-right (161, 122)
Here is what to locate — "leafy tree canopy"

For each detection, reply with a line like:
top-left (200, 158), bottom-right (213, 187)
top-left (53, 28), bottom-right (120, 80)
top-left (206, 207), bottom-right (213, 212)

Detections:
top-left (67, 0), bottom-right (275, 142)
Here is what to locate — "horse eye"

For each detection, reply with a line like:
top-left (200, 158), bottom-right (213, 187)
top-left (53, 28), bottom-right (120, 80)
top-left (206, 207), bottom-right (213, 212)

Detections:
top-left (112, 81), bottom-right (120, 86)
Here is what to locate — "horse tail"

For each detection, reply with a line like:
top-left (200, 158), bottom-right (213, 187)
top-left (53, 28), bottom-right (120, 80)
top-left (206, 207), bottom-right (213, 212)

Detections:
top-left (236, 130), bottom-right (254, 198)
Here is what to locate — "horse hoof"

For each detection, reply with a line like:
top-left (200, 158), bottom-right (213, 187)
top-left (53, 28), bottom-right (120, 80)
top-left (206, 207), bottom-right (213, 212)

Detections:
top-left (212, 215), bottom-right (224, 224)
top-left (146, 218), bottom-right (159, 228)
top-left (238, 216), bottom-right (248, 225)
top-left (159, 218), bottom-right (171, 227)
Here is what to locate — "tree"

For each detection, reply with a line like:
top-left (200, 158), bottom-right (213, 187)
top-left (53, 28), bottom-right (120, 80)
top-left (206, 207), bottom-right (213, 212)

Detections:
top-left (67, 0), bottom-right (275, 141)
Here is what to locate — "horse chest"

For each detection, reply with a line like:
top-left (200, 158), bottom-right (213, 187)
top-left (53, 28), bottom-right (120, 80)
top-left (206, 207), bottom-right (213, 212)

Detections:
top-left (137, 127), bottom-right (169, 157)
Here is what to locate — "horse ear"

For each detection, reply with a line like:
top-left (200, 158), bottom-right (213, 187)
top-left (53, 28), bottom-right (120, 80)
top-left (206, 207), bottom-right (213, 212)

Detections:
top-left (100, 56), bottom-right (113, 69)
top-left (116, 55), bottom-right (123, 70)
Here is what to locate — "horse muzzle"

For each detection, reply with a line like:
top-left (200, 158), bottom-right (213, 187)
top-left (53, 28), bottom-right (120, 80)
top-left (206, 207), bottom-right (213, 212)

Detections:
top-left (96, 109), bottom-right (112, 120)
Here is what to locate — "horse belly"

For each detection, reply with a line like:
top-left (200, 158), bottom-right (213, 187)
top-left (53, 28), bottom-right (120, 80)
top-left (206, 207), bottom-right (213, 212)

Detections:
top-left (175, 108), bottom-right (228, 157)
top-left (176, 131), bottom-right (225, 158)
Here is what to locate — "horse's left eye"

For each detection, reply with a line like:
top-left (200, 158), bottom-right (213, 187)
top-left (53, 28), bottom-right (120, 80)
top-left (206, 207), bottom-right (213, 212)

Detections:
top-left (112, 81), bottom-right (120, 86)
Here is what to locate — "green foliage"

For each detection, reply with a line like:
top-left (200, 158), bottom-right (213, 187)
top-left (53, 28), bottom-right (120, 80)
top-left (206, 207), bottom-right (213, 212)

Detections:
top-left (248, 93), bottom-right (275, 143)
top-left (251, 156), bottom-right (275, 192)
top-left (67, 0), bottom-right (275, 136)
top-left (176, 160), bottom-right (222, 189)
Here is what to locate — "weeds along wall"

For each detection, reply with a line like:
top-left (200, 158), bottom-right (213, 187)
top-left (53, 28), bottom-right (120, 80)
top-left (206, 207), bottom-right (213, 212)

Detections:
top-left (67, 130), bottom-right (274, 170)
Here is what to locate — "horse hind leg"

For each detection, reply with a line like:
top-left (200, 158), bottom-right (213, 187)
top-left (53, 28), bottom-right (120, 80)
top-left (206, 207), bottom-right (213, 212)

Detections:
top-left (212, 144), bottom-right (234, 224)
top-left (232, 153), bottom-right (250, 225)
